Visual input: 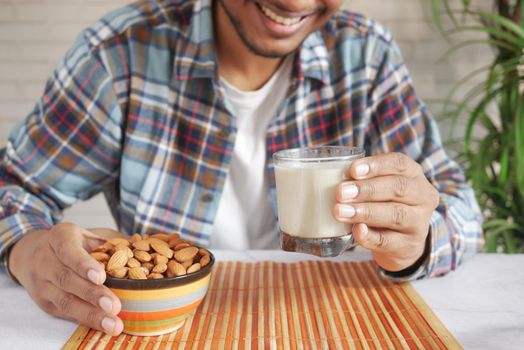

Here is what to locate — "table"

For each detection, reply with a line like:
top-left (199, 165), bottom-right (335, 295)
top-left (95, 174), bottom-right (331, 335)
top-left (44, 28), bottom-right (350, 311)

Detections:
top-left (0, 250), bottom-right (523, 349)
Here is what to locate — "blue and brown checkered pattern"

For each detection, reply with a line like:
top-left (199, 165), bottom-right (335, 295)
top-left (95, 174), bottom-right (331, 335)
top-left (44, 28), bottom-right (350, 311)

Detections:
top-left (0, 0), bottom-right (483, 280)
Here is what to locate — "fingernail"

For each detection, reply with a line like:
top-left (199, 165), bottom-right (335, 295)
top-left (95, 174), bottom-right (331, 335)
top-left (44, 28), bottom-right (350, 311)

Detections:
top-left (87, 269), bottom-right (101, 285)
top-left (99, 296), bottom-right (113, 313)
top-left (338, 205), bottom-right (356, 218)
top-left (102, 317), bottom-right (115, 333)
top-left (356, 163), bottom-right (370, 177)
top-left (341, 184), bottom-right (358, 200)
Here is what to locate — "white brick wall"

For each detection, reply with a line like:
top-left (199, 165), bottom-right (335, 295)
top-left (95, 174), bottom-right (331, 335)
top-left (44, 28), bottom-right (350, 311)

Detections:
top-left (0, 0), bottom-right (492, 230)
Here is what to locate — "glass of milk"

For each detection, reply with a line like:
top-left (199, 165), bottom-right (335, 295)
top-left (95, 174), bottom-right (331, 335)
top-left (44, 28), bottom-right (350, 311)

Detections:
top-left (273, 146), bottom-right (364, 257)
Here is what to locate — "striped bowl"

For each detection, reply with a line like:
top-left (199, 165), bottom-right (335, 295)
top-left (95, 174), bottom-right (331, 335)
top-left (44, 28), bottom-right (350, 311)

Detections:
top-left (104, 253), bottom-right (215, 336)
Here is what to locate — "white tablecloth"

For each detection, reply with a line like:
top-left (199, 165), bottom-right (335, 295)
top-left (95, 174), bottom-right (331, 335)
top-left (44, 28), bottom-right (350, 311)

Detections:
top-left (0, 250), bottom-right (523, 349)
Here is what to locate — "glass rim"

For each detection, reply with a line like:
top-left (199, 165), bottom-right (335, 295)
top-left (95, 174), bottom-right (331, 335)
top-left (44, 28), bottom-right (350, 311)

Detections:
top-left (272, 146), bottom-right (364, 163)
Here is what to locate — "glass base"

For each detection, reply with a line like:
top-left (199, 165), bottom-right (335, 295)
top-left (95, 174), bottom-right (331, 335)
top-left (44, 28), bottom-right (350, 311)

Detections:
top-left (280, 231), bottom-right (356, 257)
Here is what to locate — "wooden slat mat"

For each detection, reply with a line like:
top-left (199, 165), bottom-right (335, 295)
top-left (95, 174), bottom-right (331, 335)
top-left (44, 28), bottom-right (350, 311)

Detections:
top-left (63, 261), bottom-right (461, 350)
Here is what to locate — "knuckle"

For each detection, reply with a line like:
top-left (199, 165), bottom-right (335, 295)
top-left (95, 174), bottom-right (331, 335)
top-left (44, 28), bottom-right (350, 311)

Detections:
top-left (56, 268), bottom-right (73, 289)
top-left (86, 309), bottom-right (100, 325)
top-left (393, 153), bottom-right (408, 172)
top-left (362, 182), bottom-right (376, 199)
top-left (361, 206), bottom-right (373, 221)
top-left (376, 231), bottom-right (387, 249)
top-left (393, 205), bottom-right (407, 226)
top-left (40, 301), bottom-right (55, 315)
top-left (57, 293), bottom-right (75, 313)
top-left (82, 287), bottom-right (100, 303)
top-left (393, 176), bottom-right (408, 198)
top-left (53, 240), bottom-right (69, 258)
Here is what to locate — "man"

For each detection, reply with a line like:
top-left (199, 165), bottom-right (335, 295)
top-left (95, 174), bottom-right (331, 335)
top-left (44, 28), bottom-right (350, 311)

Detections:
top-left (0, 0), bottom-right (483, 336)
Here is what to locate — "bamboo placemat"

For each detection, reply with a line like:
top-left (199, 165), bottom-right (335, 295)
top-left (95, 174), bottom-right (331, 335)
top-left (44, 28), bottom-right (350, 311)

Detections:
top-left (63, 261), bottom-right (461, 350)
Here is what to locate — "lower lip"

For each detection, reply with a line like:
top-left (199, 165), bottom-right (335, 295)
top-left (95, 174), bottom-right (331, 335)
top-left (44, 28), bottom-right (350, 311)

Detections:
top-left (256, 5), bottom-right (307, 38)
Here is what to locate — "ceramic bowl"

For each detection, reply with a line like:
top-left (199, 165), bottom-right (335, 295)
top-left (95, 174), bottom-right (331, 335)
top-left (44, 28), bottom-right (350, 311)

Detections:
top-left (104, 253), bottom-right (215, 336)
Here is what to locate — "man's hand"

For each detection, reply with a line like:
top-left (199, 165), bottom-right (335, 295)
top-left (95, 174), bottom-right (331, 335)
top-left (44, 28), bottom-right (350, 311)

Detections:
top-left (333, 152), bottom-right (439, 272)
top-left (8, 223), bottom-right (125, 335)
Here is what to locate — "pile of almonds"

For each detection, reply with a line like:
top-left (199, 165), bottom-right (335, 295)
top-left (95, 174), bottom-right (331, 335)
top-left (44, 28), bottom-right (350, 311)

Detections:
top-left (90, 233), bottom-right (211, 280)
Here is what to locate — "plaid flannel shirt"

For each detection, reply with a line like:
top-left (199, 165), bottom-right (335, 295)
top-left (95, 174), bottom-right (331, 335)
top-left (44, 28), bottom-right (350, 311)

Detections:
top-left (0, 0), bottom-right (483, 280)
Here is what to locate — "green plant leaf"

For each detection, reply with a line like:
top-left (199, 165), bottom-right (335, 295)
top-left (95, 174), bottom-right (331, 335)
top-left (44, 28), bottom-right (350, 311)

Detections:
top-left (476, 11), bottom-right (524, 41)
top-left (447, 25), bottom-right (524, 48)
top-left (439, 39), bottom-right (518, 62)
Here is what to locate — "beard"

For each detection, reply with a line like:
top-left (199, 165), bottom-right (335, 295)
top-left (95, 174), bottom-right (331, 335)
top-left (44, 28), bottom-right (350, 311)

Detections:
top-left (216, 0), bottom-right (296, 58)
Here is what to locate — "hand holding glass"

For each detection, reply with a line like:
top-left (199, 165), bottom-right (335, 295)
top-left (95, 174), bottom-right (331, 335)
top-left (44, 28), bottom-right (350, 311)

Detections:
top-left (273, 146), bottom-right (364, 257)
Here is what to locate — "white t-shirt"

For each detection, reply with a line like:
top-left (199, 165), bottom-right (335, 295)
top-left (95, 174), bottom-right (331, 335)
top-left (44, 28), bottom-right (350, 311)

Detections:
top-left (211, 58), bottom-right (292, 250)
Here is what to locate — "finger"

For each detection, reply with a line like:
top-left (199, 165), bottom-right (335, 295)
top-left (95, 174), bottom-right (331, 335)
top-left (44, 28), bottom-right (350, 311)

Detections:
top-left (46, 259), bottom-right (121, 315)
top-left (48, 224), bottom-right (107, 285)
top-left (333, 202), bottom-right (418, 232)
top-left (44, 283), bottom-right (123, 336)
top-left (348, 152), bottom-right (423, 180)
top-left (337, 175), bottom-right (418, 205)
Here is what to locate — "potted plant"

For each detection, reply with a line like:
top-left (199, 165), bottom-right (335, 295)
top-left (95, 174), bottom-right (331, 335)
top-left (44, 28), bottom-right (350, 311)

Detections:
top-left (429, 0), bottom-right (524, 252)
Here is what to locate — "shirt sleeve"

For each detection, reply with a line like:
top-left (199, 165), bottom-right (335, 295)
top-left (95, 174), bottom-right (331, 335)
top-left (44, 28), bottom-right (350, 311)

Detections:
top-left (0, 32), bottom-right (123, 276)
top-left (364, 37), bottom-right (484, 281)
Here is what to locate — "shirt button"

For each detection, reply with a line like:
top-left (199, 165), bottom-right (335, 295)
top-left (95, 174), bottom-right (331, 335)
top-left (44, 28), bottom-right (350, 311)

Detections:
top-left (201, 193), bottom-right (214, 203)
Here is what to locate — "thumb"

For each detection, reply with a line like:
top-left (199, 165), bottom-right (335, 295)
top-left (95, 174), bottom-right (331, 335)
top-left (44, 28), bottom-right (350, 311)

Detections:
top-left (352, 223), bottom-right (391, 251)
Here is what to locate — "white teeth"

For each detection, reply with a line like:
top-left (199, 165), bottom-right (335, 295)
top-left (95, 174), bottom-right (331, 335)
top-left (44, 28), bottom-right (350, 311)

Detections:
top-left (260, 4), bottom-right (302, 26)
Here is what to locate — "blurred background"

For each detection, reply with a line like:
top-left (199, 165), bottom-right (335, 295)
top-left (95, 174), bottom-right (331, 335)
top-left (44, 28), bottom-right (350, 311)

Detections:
top-left (0, 0), bottom-right (493, 230)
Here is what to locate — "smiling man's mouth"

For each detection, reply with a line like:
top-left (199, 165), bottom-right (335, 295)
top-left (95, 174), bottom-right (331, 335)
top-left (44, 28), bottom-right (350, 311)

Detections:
top-left (257, 3), bottom-right (305, 26)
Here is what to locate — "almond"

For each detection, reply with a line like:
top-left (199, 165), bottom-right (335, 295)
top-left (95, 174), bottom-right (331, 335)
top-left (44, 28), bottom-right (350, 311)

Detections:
top-left (127, 257), bottom-right (141, 268)
top-left (150, 240), bottom-right (174, 258)
top-left (200, 254), bottom-right (211, 267)
top-left (168, 238), bottom-right (182, 248)
top-left (106, 250), bottom-right (129, 271)
top-left (167, 232), bottom-right (180, 241)
top-left (128, 267), bottom-right (147, 280)
top-left (90, 252), bottom-right (110, 262)
top-left (152, 263), bottom-right (167, 274)
top-left (148, 273), bottom-right (164, 279)
top-left (114, 244), bottom-right (134, 258)
top-left (154, 254), bottom-right (169, 265)
top-left (167, 260), bottom-right (186, 277)
top-left (142, 262), bottom-right (154, 272)
top-left (108, 238), bottom-right (130, 247)
top-left (182, 259), bottom-right (193, 269)
top-left (108, 267), bottom-right (128, 278)
top-left (175, 246), bottom-right (199, 263)
top-left (129, 233), bottom-right (142, 243)
top-left (132, 240), bottom-right (150, 251)
top-left (93, 242), bottom-right (113, 253)
top-left (187, 263), bottom-right (201, 274)
top-left (174, 242), bottom-right (191, 251)
top-left (198, 248), bottom-right (210, 256)
top-left (151, 233), bottom-right (171, 242)
top-left (133, 250), bottom-right (152, 263)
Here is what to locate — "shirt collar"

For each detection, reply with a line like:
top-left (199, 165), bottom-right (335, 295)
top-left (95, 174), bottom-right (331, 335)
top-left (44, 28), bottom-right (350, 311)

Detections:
top-left (174, 0), bottom-right (331, 86)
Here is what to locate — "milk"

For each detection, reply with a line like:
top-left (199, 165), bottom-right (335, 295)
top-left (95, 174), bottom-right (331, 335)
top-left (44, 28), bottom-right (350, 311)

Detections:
top-left (275, 161), bottom-right (352, 238)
